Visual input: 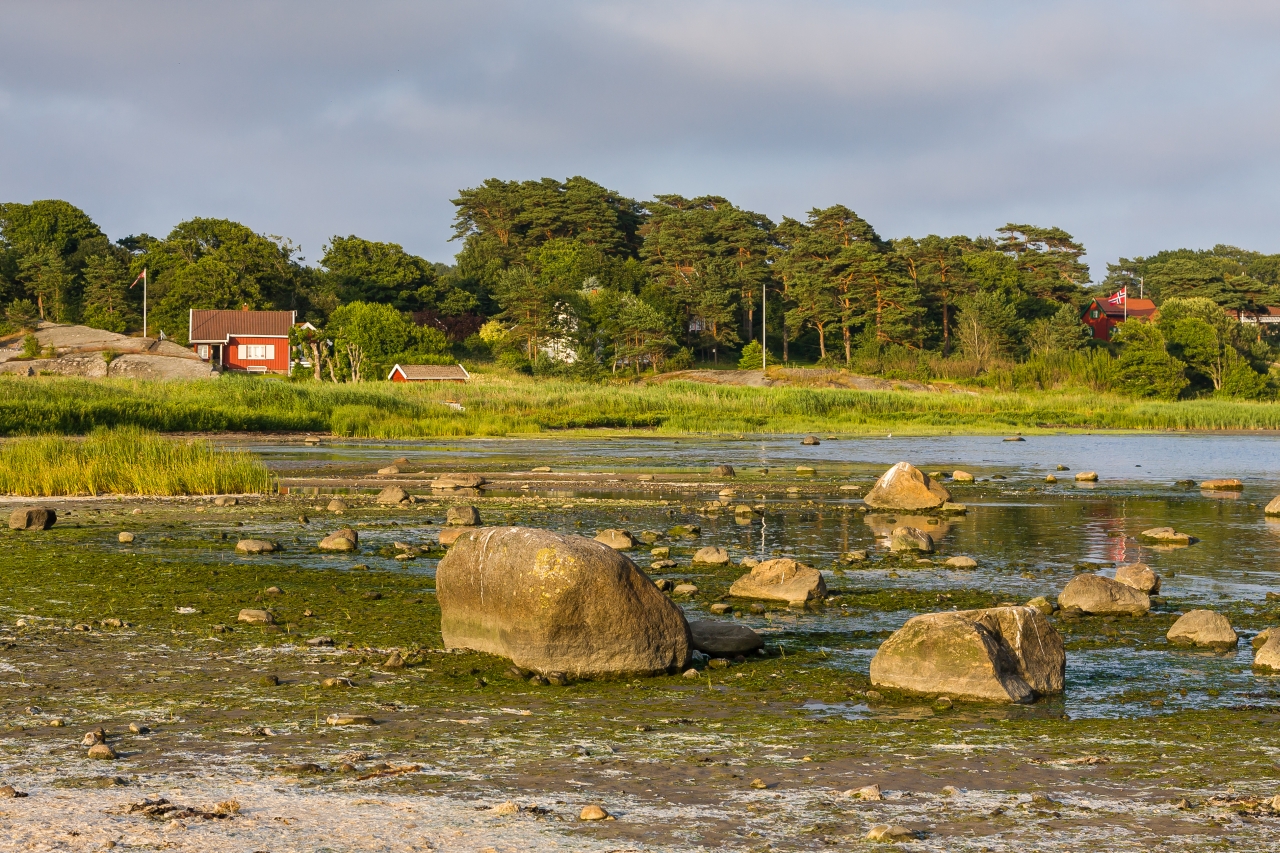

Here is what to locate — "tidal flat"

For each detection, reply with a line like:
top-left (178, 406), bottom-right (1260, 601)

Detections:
top-left (4, 434), bottom-right (1280, 851)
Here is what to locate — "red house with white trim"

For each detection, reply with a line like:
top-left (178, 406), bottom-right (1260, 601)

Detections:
top-left (189, 308), bottom-right (294, 374)
top-left (1082, 297), bottom-right (1157, 341)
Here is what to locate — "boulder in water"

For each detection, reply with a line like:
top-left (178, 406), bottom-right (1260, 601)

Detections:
top-left (235, 539), bottom-right (278, 554)
top-left (864, 463), bottom-right (951, 511)
top-left (688, 620), bottom-right (763, 656)
top-left (729, 558), bottom-right (826, 604)
top-left (319, 528), bottom-right (358, 552)
top-left (435, 527), bottom-right (691, 676)
top-left (376, 486), bottom-right (409, 505)
top-left (1167, 609), bottom-right (1238, 650)
top-left (801, 435), bottom-right (821, 446)
top-left (1058, 574), bottom-right (1150, 615)
top-left (870, 606), bottom-right (1064, 703)
top-left (1254, 631), bottom-right (1280, 670)
top-left (594, 529), bottom-right (637, 550)
top-left (1200, 479), bottom-right (1243, 491)
top-left (1114, 562), bottom-right (1160, 594)
top-left (951, 471), bottom-right (975, 483)
top-left (447, 505), bottom-right (482, 526)
top-left (1140, 527), bottom-right (1197, 545)
top-left (692, 546), bottom-right (730, 565)
top-left (889, 526), bottom-right (934, 553)
top-left (1074, 471), bottom-right (1099, 482)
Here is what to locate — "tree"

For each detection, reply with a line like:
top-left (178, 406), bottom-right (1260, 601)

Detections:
top-left (1028, 302), bottom-right (1090, 355)
top-left (996, 224), bottom-right (1090, 304)
top-left (327, 301), bottom-right (447, 382)
top-left (80, 253), bottom-right (136, 333)
top-left (1157, 296), bottom-right (1265, 394)
top-left (17, 247), bottom-right (71, 322)
top-left (1113, 321), bottom-right (1188, 400)
top-left (493, 265), bottom-right (569, 361)
top-left (895, 235), bottom-right (973, 353)
top-left (953, 291), bottom-right (1020, 369)
top-left (4, 299), bottom-right (39, 331)
top-left (321, 235), bottom-right (474, 315)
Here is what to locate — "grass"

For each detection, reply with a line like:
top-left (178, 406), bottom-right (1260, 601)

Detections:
top-left (0, 426), bottom-right (274, 496)
top-left (2, 371), bottom-right (1280, 438)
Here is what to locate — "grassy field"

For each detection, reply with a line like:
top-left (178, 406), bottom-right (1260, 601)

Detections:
top-left (0, 426), bottom-right (274, 495)
top-left (2, 372), bottom-right (1280, 438)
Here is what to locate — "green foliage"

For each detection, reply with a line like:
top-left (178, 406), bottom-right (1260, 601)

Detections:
top-left (321, 235), bottom-right (475, 316)
top-left (21, 334), bottom-right (40, 360)
top-left (1029, 303), bottom-right (1090, 354)
top-left (953, 290), bottom-right (1020, 369)
top-left (0, 426), bottom-right (271, 496)
top-left (5, 299), bottom-right (40, 331)
top-left (1113, 321), bottom-right (1188, 400)
top-left (80, 253), bottom-right (135, 333)
top-left (327, 301), bottom-right (449, 382)
top-left (1156, 296), bottom-right (1267, 395)
top-left (738, 339), bottom-right (765, 370)
top-left (1218, 348), bottom-right (1269, 400)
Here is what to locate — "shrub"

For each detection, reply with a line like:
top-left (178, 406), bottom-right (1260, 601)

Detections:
top-left (738, 340), bottom-right (765, 370)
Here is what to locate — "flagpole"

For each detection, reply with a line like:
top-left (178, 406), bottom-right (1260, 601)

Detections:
top-left (761, 281), bottom-right (766, 370)
top-left (143, 269), bottom-right (148, 339)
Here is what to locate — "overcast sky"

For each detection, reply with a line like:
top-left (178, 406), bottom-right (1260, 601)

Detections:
top-left (2, 1), bottom-right (1279, 276)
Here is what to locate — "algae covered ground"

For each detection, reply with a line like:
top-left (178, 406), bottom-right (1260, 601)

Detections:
top-left (3, 443), bottom-right (1280, 850)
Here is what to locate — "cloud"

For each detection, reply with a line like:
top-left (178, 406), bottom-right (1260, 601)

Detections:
top-left (1, 0), bottom-right (1280, 274)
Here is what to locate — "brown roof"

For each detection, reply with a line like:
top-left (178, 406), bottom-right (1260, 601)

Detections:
top-left (189, 309), bottom-right (295, 342)
top-left (1097, 298), bottom-right (1157, 319)
top-left (389, 363), bottom-right (470, 381)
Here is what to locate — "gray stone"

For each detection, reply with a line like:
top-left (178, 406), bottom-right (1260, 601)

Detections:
top-left (376, 486), bottom-right (409, 505)
top-left (1058, 574), bottom-right (1150, 615)
top-left (234, 539), bottom-right (277, 554)
top-left (945, 555), bottom-right (977, 568)
top-left (318, 528), bottom-right (358, 551)
top-left (1141, 527), bottom-right (1197, 545)
top-left (447, 506), bottom-right (482, 526)
top-left (327, 498), bottom-right (347, 512)
top-left (688, 620), bottom-right (763, 656)
top-left (594, 529), bottom-right (637, 550)
top-left (692, 546), bottom-right (730, 565)
top-left (711, 464), bottom-right (736, 477)
top-left (237, 609), bottom-right (275, 625)
top-left (864, 463), bottom-right (951, 511)
top-left (117, 532), bottom-right (135, 543)
top-left (432, 473), bottom-right (487, 489)
top-left (890, 526), bottom-right (934, 553)
top-left (435, 527), bottom-right (691, 677)
top-left (729, 558), bottom-right (827, 604)
top-left (8, 507), bottom-right (56, 530)
top-left (1167, 609), bottom-right (1238, 650)
top-left (1114, 562), bottom-right (1160, 594)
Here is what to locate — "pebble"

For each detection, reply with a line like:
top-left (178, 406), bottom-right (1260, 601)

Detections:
top-left (321, 677), bottom-right (354, 688)
top-left (117, 532), bottom-right (134, 543)
top-left (237, 609), bottom-right (274, 625)
top-left (325, 714), bottom-right (375, 726)
top-left (128, 723), bottom-right (151, 734)
top-left (682, 668), bottom-right (700, 679)
top-left (82, 728), bottom-right (106, 746)
top-left (492, 801), bottom-right (519, 815)
top-left (384, 650), bottom-right (405, 668)
top-left (87, 743), bottom-right (117, 760)
top-left (750, 778), bottom-right (768, 789)
top-left (265, 586), bottom-right (282, 596)
top-left (579, 804), bottom-right (610, 821)
top-left (673, 583), bottom-right (699, 595)
top-left (850, 783), bottom-right (882, 800)
top-left (650, 559), bottom-right (676, 570)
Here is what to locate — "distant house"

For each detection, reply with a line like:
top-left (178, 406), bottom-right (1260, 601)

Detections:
top-left (189, 308), bottom-right (295, 374)
top-left (1228, 306), bottom-right (1280, 326)
top-left (388, 363), bottom-right (470, 383)
top-left (1082, 297), bottom-right (1157, 341)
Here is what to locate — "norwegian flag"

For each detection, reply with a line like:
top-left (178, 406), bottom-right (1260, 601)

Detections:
top-left (1107, 287), bottom-right (1127, 305)
top-left (129, 269), bottom-right (147, 288)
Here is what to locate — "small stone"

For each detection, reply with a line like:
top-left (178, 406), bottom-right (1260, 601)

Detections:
top-left (319, 528), bottom-right (359, 551)
top-left (234, 539), bottom-right (277, 554)
top-left (100, 617), bottom-right (124, 628)
top-left (945, 556), bottom-right (977, 569)
top-left (711, 464), bottom-right (736, 477)
top-left (128, 723), bottom-right (151, 734)
top-left (87, 743), bottom-right (117, 760)
top-left (866, 824), bottom-right (914, 842)
top-left (579, 804), bottom-right (609, 821)
top-left (865, 690), bottom-right (883, 701)
top-left (117, 532), bottom-right (135, 543)
top-left (1074, 471), bottom-right (1099, 482)
top-left (82, 728), bottom-right (106, 746)
top-left (1044, 474), bottom-right (1057, 483)
top-left (447, 505), bottom-right (482, 526)
top-left (1200, 478), bottom-right (1243, 491)
top-left (951, 471), bottom-right (974, 483)
top-left (378, 465), bottom-right (401, 475)
top-left (594, 529), bottom-right (637, 550)
top-left (708, 658), bottom-right (729, 669)
top-left (384, 650), bottom-right (405, 668)
top-left (131, 507), bottom-right (143, 514)
top-left (237, 609), bottom-right (274, 625)
top-left (673, 583), bottom-right (699, 595)
top-left (683, 668), bottom-right (700, 679)
top-left (801, 435), bottom-right (821, 445)
top-left (850, 783), bottom-right (882, 800)
top-left (692, 546), bottom-right (730, 565)
top-left (327, 498), bottom-right (347, 513)
top-left (547, 671), bottom-right (570, 686)
top-left (710, 603), bottom-right (733, 615)
top-left (654, 578), bottom-right (675, 591)
top-left (934, 696), bottom-right (953, 710)
top-left (214, 496), bottom-right (238, 507)
top-left (492, 801), bottom-right (519, 815)
top-left (749, 603), bottom-right (766, 614)
top-left (1140, 527), bottom-right (1197, 545)
top-left (796, 466), bottom-right (815, 474)
top-left (265, 586), bottom-right (282, 596)
top-left (325, 714), bottom-right (375, 726)
top-left (650, 546), bottom-right (670, 558)
top-left (1026, 596), bottom-right (1055, 615)
top-left (258, 675), bottom-right (280, 687)
top-left (750, 778), bottom-right (768, 789)
top-left (321, 677), bottom-right (354, 688)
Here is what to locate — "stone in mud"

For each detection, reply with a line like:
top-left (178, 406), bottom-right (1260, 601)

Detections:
top-left (1253, 633), bottom-right (1280, 670)
top-left (383, 650), bottom-right (405, 668)
top-left (435, 527), bottom-right (691, 677)
top-left (1058, 574), bottom-right (1150, 615)
top-left (594, 529), bottom-right (637, 550)
top-left (306, 636), bottom-right (334, 647)
top-left (889, 526), bottom-right (934, 553)
top-left (692, 546), bottom-right (730, 565)
top-left (650, 559), bottom-right (676, 570)
top-left (318, 528), bottom-right (358, 551)
top-left (709, 602), bottom-right (733, 614)
top-left (1114, 562), bottom-right (1161, 594)
top-left (87, 743), bottom-right (117, 760)
top-left (432, 473), bottom-right (487, 489)
top-left (864, 462), bottom-right (951, 511)
top-left (214, 496), bottom-right (238, 507)
top-left (848, 784), bottom-right (882, 800)
top-left (945, 556), bottom-right (977, 569)
top-left (668, 524), bottom-right (701, 538)
top-left (234, 539), bottom-right (277, 554)
top-left (801, 435), bottom-right (821, 445)
top-left (8, 507), bottom-right (56, 530)
top-left (579, 804), bottom-right (610, 821)
top-left (1074, 471), bottom-right (1099, 482)
top-left (1167, 610), bottom-right (1238, 650)
top-left (237, 609), bottom-right (275, 625)
top-left (844, 550), bottom-right (869, 563)
top-left (327, 498), bottom-right (347, 513)
top-left (1200, 478), bottom-right (1243, 491)
top-left (1141, 527), bottom-right (1197, 545)
top-left (376, 486), bottom-right (409, 505)
top-left (711, 464), bottom-right (736, 477)
top-left (688, 620), bottom-right (763, 656)
top-left (321, 677), bottom-right (354, 688)
top-left (865, 825), bottom-right (914, 842)
top-left (531, 466), bottom-right (551, 473)
top-left (438, 527), bottom-right (473, 547)
top-left (1044, 474), bottom-right (1058, 483)
top-left (729, 558), bottom-right (827, 604)
top-left (377, 465), bottom-right (400, 475)
top-left (325, 714), bottom-right (375, 726)
top-left (951, 471), bottom-right (975, 483)
top-left (447, 506), bottom-right (482, 526)
top-left (870, 606), bottom-right (1065, 704)
top-left (117, 532), bottom-right (134, 543)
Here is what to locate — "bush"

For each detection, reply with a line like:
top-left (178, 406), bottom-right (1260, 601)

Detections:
top-left (21, 334), bottom-right (41, 360)
top-left (738, 340), bottom-right (765, 370)
top-left (496, 350), bottom-right (532, 374)
top-left (1113, 322), bottom-right (1188, 400)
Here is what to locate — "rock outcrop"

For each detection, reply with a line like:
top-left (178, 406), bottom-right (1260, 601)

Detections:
top-left (1058, 574), bottom-right (1150, 615)
top-left (1167, 610), bottom-right (1238, 650)
top-left (435, 527), bottom-right (691, 677)
top-left (869, 606), bottom-right (1065, 703)
top-left (729, 558), bottom-right (827, 604)
top-left (8, 507), bottom-right (56, 530)
top-left (688, 620), bottom-right (764, 656)
top-left (863, 462), bottom-right (951, 511)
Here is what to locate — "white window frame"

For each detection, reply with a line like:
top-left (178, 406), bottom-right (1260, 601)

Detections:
top-left (237, 344), bottom-right (275, 361)
top-left (197, 345), bottom-right (209, 360)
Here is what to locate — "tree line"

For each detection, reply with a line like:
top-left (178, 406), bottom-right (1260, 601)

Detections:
top-left (2, 181), bottom-right (1279, 396)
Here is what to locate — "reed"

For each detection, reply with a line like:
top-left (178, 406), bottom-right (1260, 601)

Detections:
top-left (0, 373), bottom-right (1279, 439)
top-left (0, 427), bottom-right (274, 496)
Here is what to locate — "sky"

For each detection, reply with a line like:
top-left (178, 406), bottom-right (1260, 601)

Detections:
top-left (2, 1), bottom-right (1280, 277)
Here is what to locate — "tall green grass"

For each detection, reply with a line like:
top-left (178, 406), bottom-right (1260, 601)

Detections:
top-left (0, 373), bottom-right (1279, 438)
top-left (0, 427), bottom-right (273, 496)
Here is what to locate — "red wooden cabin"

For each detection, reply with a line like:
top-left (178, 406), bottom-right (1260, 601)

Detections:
top-left (1082, 297), bottom-right (1157, 341)
top-left (189, 308), bottom-right (295, 374)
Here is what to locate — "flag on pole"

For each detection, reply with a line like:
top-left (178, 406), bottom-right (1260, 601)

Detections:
top-left (1107, 287), bottom-right (1127, 305)
top-left (129, 269), bottom-right (147, 288)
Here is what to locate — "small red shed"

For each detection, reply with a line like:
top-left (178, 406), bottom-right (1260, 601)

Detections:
top-left (189, 308), bottom-right (295, 374)
top-left (1082, 297), bottom-right (1157, 341)
top-left (388, 363), bottom-right (470, 383)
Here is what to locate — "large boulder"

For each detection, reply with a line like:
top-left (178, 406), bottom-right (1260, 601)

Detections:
top-left (1265, 496), bottom-right (1280, 516)
top-left (864, 463), bottom-right (951, 511)
top-left (435, 527), bottom-right (691, 677)
top-left (688, 620), bottom-right (763, 656)
top-left (889, 526), bottom-right (934, 553)
top-left (376, 486), bottom-right (409, 505)
top-left (8, 507), bottom-right (56, 530)
top-left (438, 527), bottom-right (474, 547)
top-left (729, 558), bottom-right (827, 604)
top-left (1167, 610), bottom-right (1238, 650)
top-left (594, 529), bottom-right (637, 550)
top-left (319, 528), bottom-right (358, 551)
top-left (1200, 478), bottom-right (1243, 491)
top-left (432, 473), bottom-right (487, 490)
top-left (1140, 527), bottom-right (1197, 545)
top-left (1114, 562), bottom-right (1160, 594)
top-left (692, 546), bottom-right (730, 565)
top-left (870, 606), bottom-right (1065, 703)
top-left (235, 539), bottom-right (278, 554)
top-left (447, 506), bottom-right (482, 526)
top-left (710, 464), bottom-right (736, 477)
top-left (1254, 632), bottom-right (1280, 670)
top-left (1058, 574), bottom-right (1150, 615)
